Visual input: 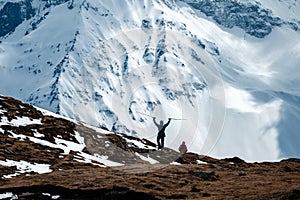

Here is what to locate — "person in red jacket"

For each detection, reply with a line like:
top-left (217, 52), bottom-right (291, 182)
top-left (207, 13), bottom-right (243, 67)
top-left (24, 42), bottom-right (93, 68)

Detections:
top-left (153, 117), bottom-right (171, 150)
top-left (178, 141), bottom-right (187, 154)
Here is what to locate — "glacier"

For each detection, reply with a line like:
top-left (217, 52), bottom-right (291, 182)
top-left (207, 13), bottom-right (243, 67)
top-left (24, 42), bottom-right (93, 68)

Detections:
top-left (0, 0), bottom-right (300, 162)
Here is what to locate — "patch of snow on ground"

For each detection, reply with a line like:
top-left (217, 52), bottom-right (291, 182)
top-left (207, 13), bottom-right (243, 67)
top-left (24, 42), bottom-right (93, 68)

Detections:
top-left (74, 152), bottom-right (124, 167)
top-left (54, 138), bottom-right (84, 154)
top-left (29, 136), bottom-right (65, 150)
top-left (170, 161), bottom-right (181, 165)
top-left (33, 129), bottom-right (44, 138)
top-left (52, 195), bottom-right (60, 199)
top-left (0, 192), bottom-right (18, 200)
top-left (8, 131), bottom-right (27, 140)
top-left (0, 116), bottom-right (42, 126)
top-left (122, 135), bottom-right (156, 150)
top-left (196, 160), bottom-right (207, 164)
top-left (23, 131), bottom-right (86, 154)
top-left (105, 141), bottom-right (110, 148)
top-left (74, 131), bottom-right (85, 146)
top-left (135, 153), bottom-right (159, 164)
top-left (0, 116), bottom-right (10, 126)
top-left (0, 159), bottom-right (52, 178)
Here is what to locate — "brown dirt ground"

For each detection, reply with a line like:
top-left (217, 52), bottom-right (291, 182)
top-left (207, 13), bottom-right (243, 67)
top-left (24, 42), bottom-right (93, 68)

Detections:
top-left (0, 158), bottom-right (299, 200)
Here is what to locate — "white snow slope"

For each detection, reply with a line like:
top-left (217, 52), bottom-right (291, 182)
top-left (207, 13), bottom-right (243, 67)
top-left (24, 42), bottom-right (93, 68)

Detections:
top-left (0, 0), bottom-right (300, 162)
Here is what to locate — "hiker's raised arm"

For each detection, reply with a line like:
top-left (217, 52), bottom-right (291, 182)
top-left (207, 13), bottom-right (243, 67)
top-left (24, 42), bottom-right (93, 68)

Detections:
top-left (153, 117), bottom-right (159, 127)
top-left (165, 118), bottom-right (171, 127)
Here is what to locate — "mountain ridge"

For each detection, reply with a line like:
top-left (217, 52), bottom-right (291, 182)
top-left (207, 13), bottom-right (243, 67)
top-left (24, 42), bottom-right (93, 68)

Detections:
top-left (0, 95), bottom-right (300, 199)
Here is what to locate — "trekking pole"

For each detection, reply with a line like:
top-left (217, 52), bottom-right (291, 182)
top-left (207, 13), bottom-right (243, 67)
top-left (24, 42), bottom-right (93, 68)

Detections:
top-left (136, 112), bottom-right (187, 120)
top-left (136, 111), bottom-right (155, 118)
top-left (169, 118), bottom-right (187, 120)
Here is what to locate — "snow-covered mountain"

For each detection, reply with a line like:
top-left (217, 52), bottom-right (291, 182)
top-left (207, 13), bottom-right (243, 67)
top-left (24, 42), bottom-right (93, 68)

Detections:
top-left (0, 0), bottom-right (299, 162)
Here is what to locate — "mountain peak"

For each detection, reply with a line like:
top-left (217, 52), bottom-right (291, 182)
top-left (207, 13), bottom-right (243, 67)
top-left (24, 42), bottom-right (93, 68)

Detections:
top-left (1, 0), bottom-right (300, 162)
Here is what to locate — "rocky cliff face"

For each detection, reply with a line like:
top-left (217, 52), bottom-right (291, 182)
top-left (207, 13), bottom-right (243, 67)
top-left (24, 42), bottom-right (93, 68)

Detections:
top-left (0, 95), bottom-right (300, 199)
top-left (0, 0), bottom-right (72, 37)
top-left (184, 0), bottom-right (299, 38)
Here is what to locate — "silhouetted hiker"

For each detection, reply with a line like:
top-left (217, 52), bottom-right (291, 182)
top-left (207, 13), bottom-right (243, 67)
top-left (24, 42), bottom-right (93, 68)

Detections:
top-left (153, 117), bottom-right (171, 150)
top-left (178, 141), bottom-right (187, 154)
